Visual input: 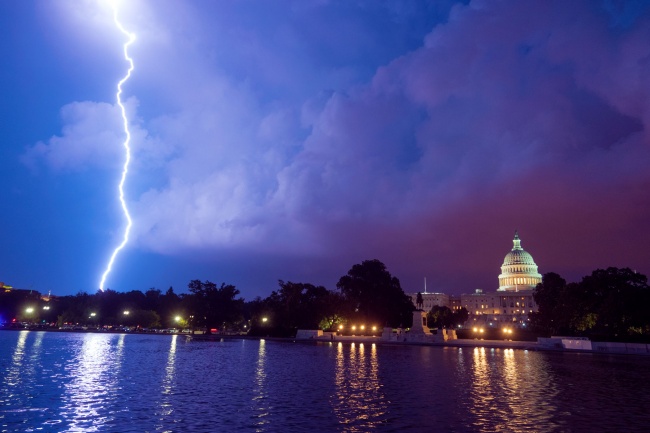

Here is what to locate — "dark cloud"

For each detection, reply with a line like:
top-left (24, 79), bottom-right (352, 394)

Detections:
top-left (10, 0), bottom-right (650, 297)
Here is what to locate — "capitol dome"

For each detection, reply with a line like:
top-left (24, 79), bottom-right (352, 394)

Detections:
top-left (497, 231), bottom-right (542, 291)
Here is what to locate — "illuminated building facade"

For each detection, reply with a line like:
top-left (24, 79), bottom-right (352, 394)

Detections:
top-left (407, 292), bottom-right (450, 311)
top-left (497, 231), bottom-right (542, 291)
top-left (407, 231), bottom-right (542, 328)
top-left (461, 289), bottom-right (537, 327)
top-left (463, 231), bottom-right (541, 327)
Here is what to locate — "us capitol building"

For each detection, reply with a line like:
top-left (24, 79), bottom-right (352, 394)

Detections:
top-left (409, 231), bottom-right (542, 328)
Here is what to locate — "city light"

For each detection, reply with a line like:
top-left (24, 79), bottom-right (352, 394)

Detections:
top-left (43, 306), bottom-right (50, 310)
top-left (123, 310), bottom-right (130, 315)
top-left (262, 317), bottom-right (268, 323)
top-left (25, 307), bottom-right (34, 314)
top-left (174, 316), bottom-right (181, 322)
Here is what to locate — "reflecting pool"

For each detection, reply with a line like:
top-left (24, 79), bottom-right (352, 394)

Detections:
top-left (1, 331), bottom-right (648, 432)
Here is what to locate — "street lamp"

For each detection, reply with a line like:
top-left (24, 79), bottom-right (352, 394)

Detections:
top-left (25, 307), bottom-right (34, 314)
top-left (123, 311), bottom-right (130, 315)
top-left (262, 317), bottom-right (268, 323)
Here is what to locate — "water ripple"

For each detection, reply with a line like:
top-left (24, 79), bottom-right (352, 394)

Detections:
top-left (1, 333), bottom-right (649, 432)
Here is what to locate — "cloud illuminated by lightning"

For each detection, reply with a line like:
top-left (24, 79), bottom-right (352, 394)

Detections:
top-left (99, 2), bottom-right (135, 292)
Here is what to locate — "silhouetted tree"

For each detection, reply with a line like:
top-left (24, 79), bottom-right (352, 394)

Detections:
top-left (530, 272), bottom-right (567, 335)
top-left (253, 281), bottom-right (346, 336)
top-left (186, 280), bottom-right (244, 332)
top-left (337, 259), bottom-right (414, 328)
top-left (427, 306), bottom-right (453, 328)
top-left (531, 268), bottom-right (650, 339)
top-left (453, 307), bottom-right (469, 327)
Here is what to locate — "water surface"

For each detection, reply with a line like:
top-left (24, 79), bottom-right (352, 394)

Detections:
top-left (1, 331), bottom-right (648, 432)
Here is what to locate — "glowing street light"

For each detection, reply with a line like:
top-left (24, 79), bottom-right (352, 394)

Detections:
top-left (123, 310), bottom-right (130, 315)
top-left (174, 316), bottom-right (182, 322)
top-left (262, 317), bottom-right (268, 323)
top-left (25, 307), bottom-right (34, 314)
top-left (43, 306), bottom-right (50, 310)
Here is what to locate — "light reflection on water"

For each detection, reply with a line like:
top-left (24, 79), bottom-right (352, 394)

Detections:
top-left (60, 333), bottom-right (126, 432)
top-left (5, 331), bottom-right (28, 389)
top-left (252, 339), bottom-right (270, 431)
top-left (333, 342), bottom-right (388, 431)
top-left (457, 347), bottom-right (565, 432)
top-left (1, 332), bottom-right (649, 432)
top-left (156, 334), bottom-right (177, 429)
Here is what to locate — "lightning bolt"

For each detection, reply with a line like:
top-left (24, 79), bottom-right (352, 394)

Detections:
top-left (99, 2), bottom-right (135, 292)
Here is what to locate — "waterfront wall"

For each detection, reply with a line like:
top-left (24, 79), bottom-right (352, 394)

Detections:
top-left (592, 342), bottom-right (650, 354)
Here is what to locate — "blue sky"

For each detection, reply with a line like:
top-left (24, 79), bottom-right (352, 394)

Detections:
top-left (2, 0), bottom-right (650, 298)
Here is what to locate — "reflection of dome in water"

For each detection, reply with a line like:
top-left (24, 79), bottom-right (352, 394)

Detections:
top-left (498, 231), bottom-right (542, 291)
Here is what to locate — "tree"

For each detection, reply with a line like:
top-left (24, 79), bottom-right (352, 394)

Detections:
top-left (453, 307), bottom-right (469, 327)
top-left (186, 280), bottom-right (244, 332)
top-left (579, 267), bottom-right (650, 337)
top-left (250, 281), bottom-right (345, 337)
top-left (337, 259), bottom-right (414, 328)
top-left (531, 268), bottom-right (650, 339)
top-left (427, 306), bottom-right (453, 328)
top-left (530, 272), bottom-right (567, 335)
top-left (426, 306), bottom-right (467, 328)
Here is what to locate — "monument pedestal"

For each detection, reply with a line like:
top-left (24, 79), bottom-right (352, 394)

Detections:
top-left (410, 310), bottom-right (432, 335)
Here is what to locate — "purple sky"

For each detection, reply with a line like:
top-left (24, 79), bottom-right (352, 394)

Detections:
top-left (1, 0), bottom-right (649, 298)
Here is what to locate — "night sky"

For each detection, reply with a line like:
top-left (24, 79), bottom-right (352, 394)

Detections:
top-left (1, 0), bottom-right (649, 299)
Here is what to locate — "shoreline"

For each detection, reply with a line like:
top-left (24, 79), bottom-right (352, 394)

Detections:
top-left (191, 333), bottom-right (650, 356)
top-left (3, 328), bottom-right (649, 356)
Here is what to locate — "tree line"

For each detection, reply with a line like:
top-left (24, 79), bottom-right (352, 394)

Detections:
top-left (530, 267), bottom-right (650, 341)
top-left (0, 259), bottom-right (416, 337)
top-left (3, 262), bottom-right (648, 341)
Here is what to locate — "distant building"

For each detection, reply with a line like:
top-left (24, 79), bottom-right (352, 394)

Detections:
top-left (497, 230), bottom-right (542, 291)
top-left (407, 292), bottom-right (450, 310)
top-left (407, 231), bottom-right (541, 328)
top-left (462, 231), bottom-right (540, 327)
top-left (449, 295), bottom-right (462, 312)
